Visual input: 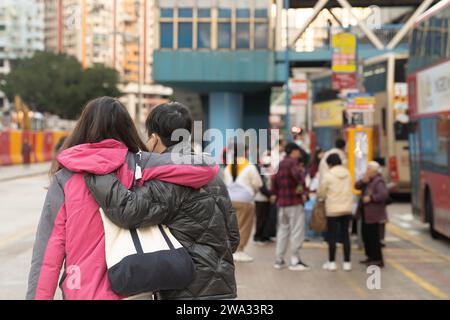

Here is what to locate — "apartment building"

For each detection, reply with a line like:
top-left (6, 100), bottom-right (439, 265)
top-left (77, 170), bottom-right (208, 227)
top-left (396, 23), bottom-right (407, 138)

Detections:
top-left (0, 0), bottom-right (45, 111)
top-left (43, 0), bottom-right (171, 121)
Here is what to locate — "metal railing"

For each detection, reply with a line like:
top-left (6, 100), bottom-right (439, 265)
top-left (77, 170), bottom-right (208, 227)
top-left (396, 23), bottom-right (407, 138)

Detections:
top-left (291, 24), bottom-right (406, 52)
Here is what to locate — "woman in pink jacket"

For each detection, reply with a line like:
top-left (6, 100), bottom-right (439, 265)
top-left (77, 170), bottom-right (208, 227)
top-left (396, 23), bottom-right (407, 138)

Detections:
top-left (26, 97), bottom-right (218, 300)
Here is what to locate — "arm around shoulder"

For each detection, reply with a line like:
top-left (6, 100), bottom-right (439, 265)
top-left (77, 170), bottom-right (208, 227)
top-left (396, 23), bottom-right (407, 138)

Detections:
top-left (85, 174), bottom-right (172, 229)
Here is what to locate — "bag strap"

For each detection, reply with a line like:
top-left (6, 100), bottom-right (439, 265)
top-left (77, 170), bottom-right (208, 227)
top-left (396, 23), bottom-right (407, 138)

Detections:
top-left (130, 151), bottom-right (176, 252)
top-left (158, 225), bottom-right (175, 250)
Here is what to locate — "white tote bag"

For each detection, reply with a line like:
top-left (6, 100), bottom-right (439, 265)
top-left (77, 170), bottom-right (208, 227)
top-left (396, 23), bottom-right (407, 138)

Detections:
top-left (98, 154), bottom-right (195, 297)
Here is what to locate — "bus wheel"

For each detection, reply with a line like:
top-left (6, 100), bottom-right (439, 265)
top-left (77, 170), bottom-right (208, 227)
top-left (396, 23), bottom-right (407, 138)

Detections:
top-left (426, 191), bottom-right (441, 239)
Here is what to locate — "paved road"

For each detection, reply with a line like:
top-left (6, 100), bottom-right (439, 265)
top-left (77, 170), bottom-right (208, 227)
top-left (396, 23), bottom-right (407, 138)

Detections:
top-left (0, 167), bottom-right (449, 300)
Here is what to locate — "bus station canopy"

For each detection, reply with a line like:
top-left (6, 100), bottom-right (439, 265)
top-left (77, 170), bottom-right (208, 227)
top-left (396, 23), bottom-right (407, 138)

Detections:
top-left (289, 0), bottom-right (436, 8)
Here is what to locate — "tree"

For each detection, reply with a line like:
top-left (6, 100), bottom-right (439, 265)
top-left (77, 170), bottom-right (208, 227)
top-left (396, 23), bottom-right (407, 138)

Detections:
top-left (1, 52), bottom-right (121, 119)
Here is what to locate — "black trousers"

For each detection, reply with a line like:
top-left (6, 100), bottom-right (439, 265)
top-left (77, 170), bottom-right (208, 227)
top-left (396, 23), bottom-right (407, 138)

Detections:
top-left (327, 215), bottom-right (351, 262)
top-left (254, 201), bottom-right (271, 241)
top-left (362, 222), bottom-right (384, 262)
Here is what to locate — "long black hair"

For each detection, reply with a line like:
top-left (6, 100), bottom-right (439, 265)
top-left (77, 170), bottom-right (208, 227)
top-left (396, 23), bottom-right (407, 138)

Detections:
top-left (51, 97), bottom-right (147, 175)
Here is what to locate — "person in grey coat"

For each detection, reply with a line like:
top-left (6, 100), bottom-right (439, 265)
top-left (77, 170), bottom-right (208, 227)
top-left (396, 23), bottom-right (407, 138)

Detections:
top-left (85, 102), bottom-right (239, 300)
top-left (355, 161), bottom-right (389, 268)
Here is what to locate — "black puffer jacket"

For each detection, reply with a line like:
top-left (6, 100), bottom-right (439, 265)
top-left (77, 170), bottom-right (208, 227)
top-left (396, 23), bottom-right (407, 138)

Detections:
top-left (85, 150), bottom-right (239, 300)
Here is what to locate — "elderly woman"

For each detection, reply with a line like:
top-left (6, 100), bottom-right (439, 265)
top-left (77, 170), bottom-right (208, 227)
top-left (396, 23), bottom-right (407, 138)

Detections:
top-left (355, 161), bottom-right (389, 268)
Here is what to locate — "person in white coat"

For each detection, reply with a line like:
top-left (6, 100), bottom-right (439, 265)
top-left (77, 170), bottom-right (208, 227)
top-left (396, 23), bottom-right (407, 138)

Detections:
top-left (223, 145), bottom-right (263, 263)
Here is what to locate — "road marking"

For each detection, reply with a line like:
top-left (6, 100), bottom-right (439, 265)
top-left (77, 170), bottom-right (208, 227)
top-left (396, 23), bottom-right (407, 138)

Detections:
top-left (389, 259), bottom-right (444, 264)
top-left (0, 171), bottom-right (48, 183)
top-left (387, 223), bottom-right (450, 264)
top-left (387, 259), bottom-right (448, 299)
top-left (340, 272), bottom-right (367, 298)
top-left (0, 225), bottom-right (36, 250)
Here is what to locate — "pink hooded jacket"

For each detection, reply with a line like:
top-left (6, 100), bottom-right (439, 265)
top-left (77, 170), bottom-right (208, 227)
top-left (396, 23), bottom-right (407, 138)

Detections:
top-left (26, 139), bottom-right (219, 300)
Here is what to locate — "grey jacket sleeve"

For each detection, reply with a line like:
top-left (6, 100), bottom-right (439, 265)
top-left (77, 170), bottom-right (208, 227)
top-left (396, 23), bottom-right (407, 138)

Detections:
top-left (27, 175), bottom-right (67, 300)
top-left (85, 174), bottom-right (173, 229)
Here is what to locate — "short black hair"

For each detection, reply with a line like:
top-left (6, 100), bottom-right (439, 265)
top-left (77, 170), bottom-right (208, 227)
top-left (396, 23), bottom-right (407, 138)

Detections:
top-left (335, 138), bottom-right (346, 150)
top-left (145, 101), bottom-right (193, 147)
top-left (285, 142), bottom-right (302, 156)
top-left (326, 153), bottom-right (342, 167)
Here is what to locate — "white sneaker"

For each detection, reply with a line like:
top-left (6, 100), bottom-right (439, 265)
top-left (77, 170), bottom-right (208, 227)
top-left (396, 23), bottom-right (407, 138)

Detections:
top-left (273, 260), bottom-right (286, 270)
top-left (288, 261), bottom-right (310, 271)
top-left (322, 261), bottom-right (337, 271)
top-left (233, 251), bottom-right (254, 263)
top-left (254, 240), bottom-right (269, 247)
top-left (343, 262), bottom-right (352, 271)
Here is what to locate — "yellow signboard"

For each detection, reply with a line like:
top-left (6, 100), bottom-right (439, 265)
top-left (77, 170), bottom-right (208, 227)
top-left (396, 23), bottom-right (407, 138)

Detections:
top-left (347, 127), bottom-right (373, 195)
top-left (332, 33), bottom-right (357, 73)
top-left (313, 100), bottom-right (344, 127)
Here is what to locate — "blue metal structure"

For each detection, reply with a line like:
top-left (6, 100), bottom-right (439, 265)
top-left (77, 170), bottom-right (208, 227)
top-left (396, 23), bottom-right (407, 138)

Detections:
top-left (152, 1), bottom-right (411, 156)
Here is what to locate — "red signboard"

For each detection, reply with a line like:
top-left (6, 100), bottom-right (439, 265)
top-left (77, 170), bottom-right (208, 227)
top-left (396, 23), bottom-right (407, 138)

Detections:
top-left (332, 73), bottom-right (357, 91)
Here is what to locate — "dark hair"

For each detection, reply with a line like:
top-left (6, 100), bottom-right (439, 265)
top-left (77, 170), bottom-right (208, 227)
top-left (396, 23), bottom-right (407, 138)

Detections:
top-left (335, 138), bottom-right (346, 150)
top-left (374, 157), bottom-right (385, 167)
top-left (312, 146), bottom-right (323, 165)
top-left (285, 142), bottom-right (302, 156)
top-left (50, 96), bottom-right (147, 175)
top-left (230, 141), bottom-right (247, 181)
top-left (326, 153), bottom-right (342, 167)
top-left (145, 101), bottom-right (193, 147)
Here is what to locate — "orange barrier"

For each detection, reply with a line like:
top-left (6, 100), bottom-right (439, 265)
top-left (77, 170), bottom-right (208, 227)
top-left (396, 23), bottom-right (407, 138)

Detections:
top-left (0, 130), bottom-right (69, 166)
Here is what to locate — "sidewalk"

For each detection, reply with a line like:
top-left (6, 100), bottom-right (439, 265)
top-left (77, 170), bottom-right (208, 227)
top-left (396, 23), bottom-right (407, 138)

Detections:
top-left (0, 162), bottom-right (51, 182)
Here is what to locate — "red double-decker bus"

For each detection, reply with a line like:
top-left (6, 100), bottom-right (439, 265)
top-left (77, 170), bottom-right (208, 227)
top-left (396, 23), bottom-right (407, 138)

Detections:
top-left (408, 0), bottom-right (450, 238)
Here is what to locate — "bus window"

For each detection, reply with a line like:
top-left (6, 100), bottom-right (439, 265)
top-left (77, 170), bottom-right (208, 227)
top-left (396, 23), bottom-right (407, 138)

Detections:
top-left (437, 117), bottom-right (449, 172)
top-left (420, 117), bottom-right (449, 173)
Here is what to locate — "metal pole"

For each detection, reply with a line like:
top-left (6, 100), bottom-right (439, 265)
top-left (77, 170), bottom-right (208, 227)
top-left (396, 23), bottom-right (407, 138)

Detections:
top-left (275, 0), bottom-right (283, 51)
top-left (136, 0), bottom-right (143, 129)
top-left (386, 0), bottom-right (434, 49)
top-left (336, 0), bottom-right (384, 50)
top-left (290, 0), bottom-right (329, 48)
top-left (137, 35), bottom-right (143, 127)
top-left (284, 0), bottom-right (291, 141)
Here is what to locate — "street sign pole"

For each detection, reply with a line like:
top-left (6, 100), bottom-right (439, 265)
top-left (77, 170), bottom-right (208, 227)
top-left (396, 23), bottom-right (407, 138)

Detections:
top-left (284, 0), bottom-right (291, 141)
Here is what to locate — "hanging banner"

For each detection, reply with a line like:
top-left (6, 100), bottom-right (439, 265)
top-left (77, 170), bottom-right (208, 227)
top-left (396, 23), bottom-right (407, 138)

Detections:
top-left (313, 100), bottom-right (344, 127)
top-left (346, 93), bottom-right (375, 112)
top-left (332, 32), bottom-right (357, 90)
top-left (289, 77), bottom-right (308, 107)
top-left (332, 73), bottom-right (357, 91)
top-left (394, 82), bottom-right (409, 123)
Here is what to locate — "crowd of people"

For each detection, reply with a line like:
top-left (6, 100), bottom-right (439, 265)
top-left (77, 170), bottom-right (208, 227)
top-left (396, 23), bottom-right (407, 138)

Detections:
top-left (26, 97), bottom-right (390, 300)
top-left (221, 135), bottom-right (390, 272)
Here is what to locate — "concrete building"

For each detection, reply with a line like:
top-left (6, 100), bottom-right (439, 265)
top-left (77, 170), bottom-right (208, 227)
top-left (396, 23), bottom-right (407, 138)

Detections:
top-left (0, 0), bottom-right (45, 111)
top-left (43, 0), bottom-right (172, 121)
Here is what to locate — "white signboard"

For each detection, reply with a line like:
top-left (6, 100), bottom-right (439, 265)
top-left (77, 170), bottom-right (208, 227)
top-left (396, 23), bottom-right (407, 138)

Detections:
top-left (289, 77), bottom-right (308, 108)
top-left (417, 59), bottom-right (450, 114)
top-left (354, 131), bottom-right (370, 184)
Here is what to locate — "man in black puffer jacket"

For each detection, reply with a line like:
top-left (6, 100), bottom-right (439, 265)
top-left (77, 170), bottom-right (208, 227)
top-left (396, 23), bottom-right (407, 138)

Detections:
top-left (85, 102), bottom-right (239, 300)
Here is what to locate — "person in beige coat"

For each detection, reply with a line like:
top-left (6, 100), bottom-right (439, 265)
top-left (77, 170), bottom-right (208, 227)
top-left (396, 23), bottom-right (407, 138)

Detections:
top-left (317, 153), bottom-right (353, 272)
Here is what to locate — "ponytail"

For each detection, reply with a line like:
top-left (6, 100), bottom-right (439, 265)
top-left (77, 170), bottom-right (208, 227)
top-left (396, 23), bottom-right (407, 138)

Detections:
top-left (231, 144), bottom-right (238, 181)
